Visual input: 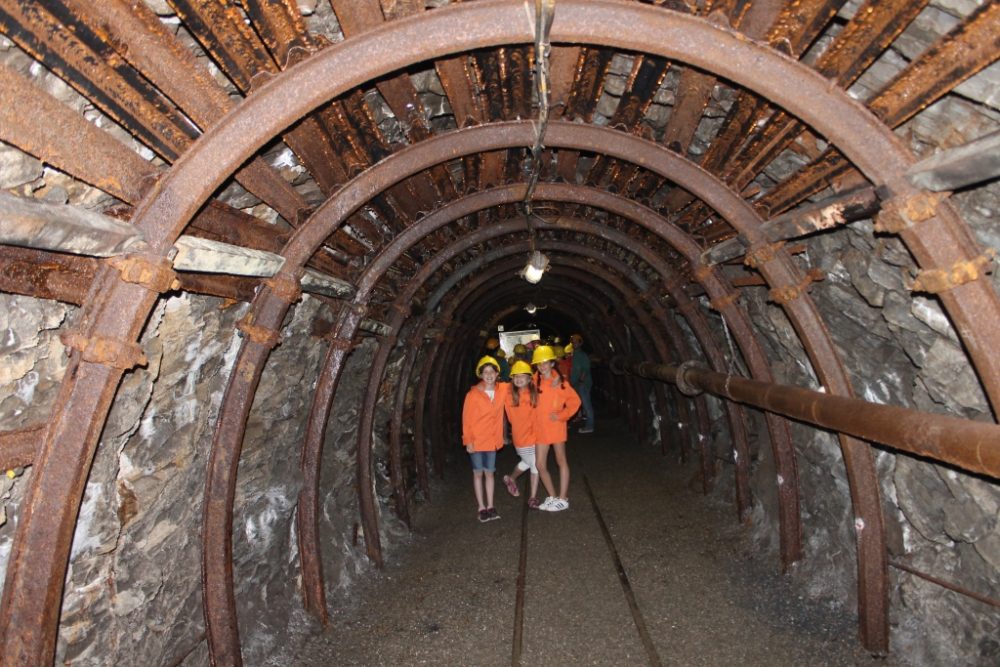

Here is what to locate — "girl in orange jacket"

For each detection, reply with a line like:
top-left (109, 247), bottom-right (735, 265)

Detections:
top-left (531, 346), bottom-right (581, 512)
top-left (501, 360), bottom-right (542, 508)
top-left (462, 356), bottom-right (510, 522)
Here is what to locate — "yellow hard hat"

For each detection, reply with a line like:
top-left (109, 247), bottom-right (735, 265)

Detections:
top-left (475, 355), bottom-right (499, 376)
top-left (510, 360), bottom-right (533, 376)
top-left (564, 343), bottom-right (574, 355)
top-left (531, 345), bottom-right (557, 365)
top-left (495, 349), bottom-right (507, 359)
top-left (513, 343), bottom-right (527, 355)
top-left (553, 345), bottom-right (565, 359)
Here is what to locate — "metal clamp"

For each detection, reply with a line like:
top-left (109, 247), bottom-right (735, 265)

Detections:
top-left (675, 360), bottom-right (703, 397)
top-left (692, 263), bottom-right (714, 282)
top-left (327, 336), bottom-right (354, 352)
top-left (874, 191), bottom-right (945, 234)
top-left (107, 253), bottom-right (178, 293)
top-left (709, 291), bottom-right (740, 311)
top-left (744, 241), bottom-right (785, 269)
top-left (909, 249), bottom-right (996, 294)
top-left (264, 271), bottom-right (302, 305)
top-left (769, 268), bottom-right (825, 304)
top-left (60, 330), bottom-right (147, 370)
top-left (236, 316), bottom-right (281, 349)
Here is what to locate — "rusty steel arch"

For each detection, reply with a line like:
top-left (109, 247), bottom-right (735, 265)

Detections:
top-left (4, 3), bottom-right (996, 662)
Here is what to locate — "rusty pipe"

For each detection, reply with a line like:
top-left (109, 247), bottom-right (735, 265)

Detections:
top-left (616, 359), bottom-right (1000, 480)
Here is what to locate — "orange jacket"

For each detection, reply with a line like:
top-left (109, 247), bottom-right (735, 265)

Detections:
top-left (462, 382), bottom-right (510, 452)
top-left (533, 373), bottom-right (581, 445)
top-left (504, 387), bottom-right (536, 447)
top-left (557, 357), bottom-right (572, 380)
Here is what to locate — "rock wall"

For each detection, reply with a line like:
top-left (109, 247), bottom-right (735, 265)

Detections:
top-left (722, 141), bottom-right (1000, 667)
top-left (0, 289), bottom-right (408, 666)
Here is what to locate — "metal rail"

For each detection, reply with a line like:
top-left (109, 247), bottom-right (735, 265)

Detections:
top-left (615, 359), bottom-right (1000, 480)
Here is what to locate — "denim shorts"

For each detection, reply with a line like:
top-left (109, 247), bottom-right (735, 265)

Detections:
top-left (469, 450), bottom-right (497, 472)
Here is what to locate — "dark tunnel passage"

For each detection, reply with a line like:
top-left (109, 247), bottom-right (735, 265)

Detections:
top-left (0, 1), bottom-right (999, 665)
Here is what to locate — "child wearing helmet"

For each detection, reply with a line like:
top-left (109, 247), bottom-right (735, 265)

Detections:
top-left (531, 345), bottom-right (581, 512)
top-left (462, 355), bottom-right (510, 522)
top-left (501, 360), bottom-right (542, 508)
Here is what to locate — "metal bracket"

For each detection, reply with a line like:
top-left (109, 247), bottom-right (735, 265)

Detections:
top-left (692, 263), bottom-right (714, 282)
top-left (769, 268), bottom-right (826, 305)
top-left (744, 241), bottom-right (785, 269)
top-left (236, 316), bottom-right (281, 349)
top-left (264, 271), bottom-right (302, 304)
top-left (327, 337), bottom-right (355, 352)
top-left (909, 249), bottom-right (996, 294)
top-left (709, 291), bottom-right (740, 311)
top-left (675, 360), bottom-right (703, 397)
top-left (106, 252), bottom-right (178, 293)
top-left (60, 330), bottom-right (147, 370)
top-left (874, 191), bottom-right (945, 234)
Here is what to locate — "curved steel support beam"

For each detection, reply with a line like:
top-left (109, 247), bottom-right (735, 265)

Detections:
top-left (9, 3), bottom-right (991, 659)
top-left (378, 184), bottom-right (797, 546)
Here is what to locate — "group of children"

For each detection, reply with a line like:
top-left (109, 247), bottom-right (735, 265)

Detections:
top-left (461, 345), bottom-right (582, 522)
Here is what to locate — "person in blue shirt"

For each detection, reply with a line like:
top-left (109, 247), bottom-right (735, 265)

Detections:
top-left (568, 334), bottom-right (594, 434)
top-left (495, 349), bottom-right (511, 381)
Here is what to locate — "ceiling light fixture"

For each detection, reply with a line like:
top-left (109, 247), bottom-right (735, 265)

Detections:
top-left (520, 250), bottom-right (549, 284)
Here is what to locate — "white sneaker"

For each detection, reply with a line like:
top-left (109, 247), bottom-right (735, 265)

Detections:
top-left (548, 498), bottom-right (569, 512)
top-left (538, 496), bottom-right (557, 511)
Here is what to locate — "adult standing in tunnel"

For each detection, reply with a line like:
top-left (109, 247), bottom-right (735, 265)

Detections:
top-left (532, 345), bottom-right (581, 512)
top-left (569, 334), bottom-right (595, 434)
top-left (462, 356), bottom-right (510, 522)
top-left (495, 348), bottom-right (511, 381)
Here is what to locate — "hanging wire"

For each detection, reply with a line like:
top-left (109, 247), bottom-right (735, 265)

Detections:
top-left (522, 0), bottom-right (555, 251)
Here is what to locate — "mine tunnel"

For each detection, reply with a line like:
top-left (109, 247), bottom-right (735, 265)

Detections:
top-left (1, 0), bottom-right (999, 665)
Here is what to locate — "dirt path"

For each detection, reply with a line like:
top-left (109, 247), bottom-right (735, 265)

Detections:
top-left (291, 421), bottom-right (895, 666)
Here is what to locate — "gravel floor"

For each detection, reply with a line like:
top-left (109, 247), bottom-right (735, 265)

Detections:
top-left (291, 420), bottom-right (901, 666)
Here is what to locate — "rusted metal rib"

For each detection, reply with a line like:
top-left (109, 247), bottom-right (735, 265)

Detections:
top-left (761, 1), bottom-right (1000, 215)
top-left (0, 1), bottom-right (193, 160)
top-left (202, 285), bottom-right (300, 667)
top-left (0, 63), bottom-right (158, 205)
top-left (56, 0), bottom-right (308, 224)
top-left (0, 423), bottom-right (44, 471)
top-left (720, 0), bottom-right (929, 198)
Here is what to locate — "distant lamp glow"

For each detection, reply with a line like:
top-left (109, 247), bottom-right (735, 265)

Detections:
top-left (520, 250), bottom-right (549, 284)
top-left (525, 303), bottom-right (538, 314)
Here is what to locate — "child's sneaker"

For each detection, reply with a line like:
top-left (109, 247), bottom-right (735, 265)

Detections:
top-left (486, 507), bottom-right (500, 521)
top-left (547, 498), bottom-right (569, 512)
top-left (503, 475), bottom-right (519, 497)
top-left (538, 496), bottom-right (556, 511)
top-left (478, 509), bottom-right (490, 523)
top-left (527, 497), bottom-right (540, 509)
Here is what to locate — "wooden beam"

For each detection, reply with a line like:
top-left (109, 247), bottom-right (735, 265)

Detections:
top-left (701, 186), bottom-right (880, 265)
top-left (0, 192), bottom-right (146, 257)
top-left (907, 129), bottom-right (1000, 192)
